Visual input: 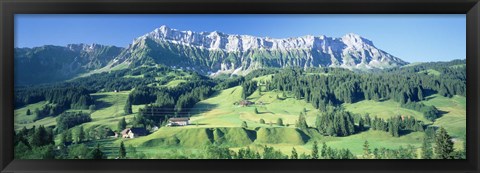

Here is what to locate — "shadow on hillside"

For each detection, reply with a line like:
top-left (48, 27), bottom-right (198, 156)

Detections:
top-left (399, 130), bottom-right (415, 136)
top-left (188, 103), bottom-right (219, 115)
top-left (188, 123), bottom-right (208, 126)
top-left (436, 110), bottom-right (450, 119)
top-left (245, 129), bottom-right (258, 141)
top-left (91, 94), bottom-right (108, 100)
top-left (94, 100), bottom-right (114, 111)
top-left (256, 109), bottom-right (275, 115)
top-left (423, 89), bottom-right (439, 101)
top-left (296, 129), bottom-right (311, 143)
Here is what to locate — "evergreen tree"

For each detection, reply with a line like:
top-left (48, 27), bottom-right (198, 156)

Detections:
top-left (364, 114), bottom-right (371, 126)
top-left (254, 107), bottom-right (259, 114)
top-left (78, 126), bottom-right (85, 142)
top-left (241, 121), bottom-right (248, 128)
top-left (60, 130), bottom-right (73, 145)
top-left (311, 141), bottom-right (319, 159)
top-left (89, 144), bottom-right (106, 159)
top-left (259, 119), bottom-right (265, 124)
top-left (296, 112), bottom-right (308, 130)
top-left (119, 141), bottom-right (126, 159)
top-left (321, 142), bottom-right (327, 158)
top-left (276, 118), bottom-right (284, 126)
top-left (124, 99), bottom-right (133, 115)
top-left (26, 109), bottom-right (31, 116)
top-left (118, 117), bottom-right (127, 131)
top-left (31, 125), bottom-right (47, 147)
top-left (73, 126), bottom-right (85, 143)
top-left (362, 140), bottom-right (371, 159)
top-left (89, 105), bottom-right (96, 113)
top-left (291, 147), bottom-right (298, 159)
top-left (418, 87), bottom-right (424, 100)
top-left (425, 126), bottom-right (436, 141)
top-left (373, 148), bottom-right (379, 159)
top-left (358, 117), bottom-right (365, 131)
top-left (421, 136), bottom-right (433, 159)
top-left (434, 127), bottom-right (454, 159)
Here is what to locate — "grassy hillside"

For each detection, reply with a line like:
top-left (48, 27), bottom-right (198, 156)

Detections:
top-left (79, 91), bottom-right (135, 130)
top-left (417, 69), bottom-right (441, 76)
top-left (422, 94), bottom-right (466, 139)
top-left (188, 86), bottom-right (320, 128)
top-left (104, 84), bottom-right (463, 157)
top-left (14, 101), bottom-right (49, 130)
top-left (14, 82), bottom-right (466, 158)
top-left (343, 99), bottom-right (430, 122)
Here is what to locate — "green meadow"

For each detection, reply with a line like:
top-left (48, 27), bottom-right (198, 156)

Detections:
top-left (15, 82), bottom-right (466, 158)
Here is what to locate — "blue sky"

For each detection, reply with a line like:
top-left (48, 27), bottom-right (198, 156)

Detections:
top-left (15, 14), bottom-right (465, 63)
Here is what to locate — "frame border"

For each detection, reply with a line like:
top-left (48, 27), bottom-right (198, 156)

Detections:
top-left (1, 0), bottom-right (479, 172)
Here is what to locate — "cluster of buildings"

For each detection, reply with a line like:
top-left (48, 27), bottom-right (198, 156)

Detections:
top-left (118, 117), bottom-right (190, 139)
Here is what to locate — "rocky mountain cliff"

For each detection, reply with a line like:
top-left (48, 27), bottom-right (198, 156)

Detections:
top-left (15, 25), bottom-right (409, 85)
top-left (109, 25), bottom-right (408, 75)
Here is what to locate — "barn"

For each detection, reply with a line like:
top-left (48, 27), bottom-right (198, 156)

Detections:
top-left (167, 117), bottom-right (190, 126)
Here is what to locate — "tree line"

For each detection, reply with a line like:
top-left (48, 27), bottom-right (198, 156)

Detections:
top-left (262, 62), bottom-right (464, 121)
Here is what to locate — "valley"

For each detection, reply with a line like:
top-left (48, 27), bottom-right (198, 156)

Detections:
top-left (13, 26), bottom-right (466, 160)
top-left (14, 60), bottom-right (466, 159)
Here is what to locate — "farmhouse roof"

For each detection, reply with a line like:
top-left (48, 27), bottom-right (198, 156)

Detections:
top-left (168, 117), bottom-right (190, 122)
top-left (121, 128), bottom-right (131, 135)
top-left (121, 127), bottom-right (148, 135)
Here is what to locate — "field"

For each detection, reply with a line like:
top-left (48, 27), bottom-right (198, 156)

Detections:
top-left (187, 86), bottom-right (321, 128)
top-left (423, 94), bottom-right (466, 139)
top-left (115, 84), bottom-right (466, 157)
top-left (343, 99), bottom-right (430, 122)
top-left (14, 75), bottom-right (467, 159)
top-left (15, 84), bottom-right (466, 158)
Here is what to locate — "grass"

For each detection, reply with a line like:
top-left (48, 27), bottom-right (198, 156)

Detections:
top-left (188, 87), bottom-right (320, 128)
top-left (164, 79), bottom-right (187, 88)
top-left (252, 74), bottom-right (274, 83)
top-left (417, 69), bottom-right (441, 76)
top-left (120, 127), bottom-right (212, 148)
top-left (14, 101), bottom-right (64, 130)
top-left (255, 127), bottom-right (308, 145)
top-left (343, 99), bottom-right (429, 122)
top-left (124, 75), bottom-right (144, 78)
top-left (82, 91), bottom-right (135, 130)
top-left (16, 79), bottom-right (466, 158)
top-left (450, 64), bottom-right (466, 69)
top-left (422, 94), bottom-right (466, 139)
top-left (14, 101), bottom-right (48, 128)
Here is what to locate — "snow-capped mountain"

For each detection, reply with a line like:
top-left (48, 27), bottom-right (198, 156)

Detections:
top-left (14, 25), bottom-right (409, 85)
top-left (110, 25), bottom-right (408, 75)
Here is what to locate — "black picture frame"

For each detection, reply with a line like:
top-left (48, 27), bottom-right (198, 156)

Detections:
top-left (1, 0), bottom-right (479, 172)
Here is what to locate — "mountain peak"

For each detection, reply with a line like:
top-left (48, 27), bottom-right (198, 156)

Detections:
top-left (141, 26), bottom-right (385, 53)
top-left (118, 25), bottom-right (408, 74)
top-left (158, 25), bottom-right (170, 31)
top-left (341, 33), bottom-right (374, 46)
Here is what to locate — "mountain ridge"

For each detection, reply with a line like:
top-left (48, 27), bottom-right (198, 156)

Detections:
top-left (15, 44), bottom-right (124, 85)
top-left (15, 25), bottom-right (409, 85)
top-left (108, 25), bottom-right (408, 76)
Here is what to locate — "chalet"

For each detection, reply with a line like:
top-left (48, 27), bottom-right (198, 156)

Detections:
top-left (167, 117), bottom-right (190, 126)
top-left (239, 100), bottom-right (254, 107)
top-left (121, 127), bottom-right (148, 139)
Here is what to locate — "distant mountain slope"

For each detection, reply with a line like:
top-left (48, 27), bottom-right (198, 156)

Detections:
top-left (15, 25), bottom-right (409, 85)
top-left (110, 25), bottom-right (408, 75)
top-left (15, 44), bottom-right (123, 85)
